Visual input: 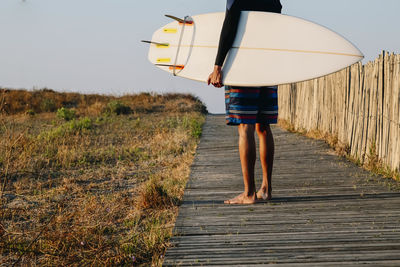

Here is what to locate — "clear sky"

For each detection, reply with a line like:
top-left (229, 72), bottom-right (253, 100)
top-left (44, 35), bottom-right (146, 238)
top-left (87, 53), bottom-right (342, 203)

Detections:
top-left (1, 0), bottom-right (399, 113)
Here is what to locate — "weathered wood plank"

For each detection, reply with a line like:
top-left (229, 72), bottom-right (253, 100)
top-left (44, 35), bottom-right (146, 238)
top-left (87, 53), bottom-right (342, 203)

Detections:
top-left (163, 115), bottom-right (400, 266)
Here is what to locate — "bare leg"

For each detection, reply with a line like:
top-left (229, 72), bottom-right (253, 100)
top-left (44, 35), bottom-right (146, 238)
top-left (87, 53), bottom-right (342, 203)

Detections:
top-left (224, 124), bottom-right (257, 204)
top-left (256, 123), bottom-right (274, 200)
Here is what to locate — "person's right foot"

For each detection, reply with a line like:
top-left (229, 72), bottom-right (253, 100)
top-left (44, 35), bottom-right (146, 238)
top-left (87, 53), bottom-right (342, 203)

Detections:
top-left (256, 187), bottom-right (271, 201)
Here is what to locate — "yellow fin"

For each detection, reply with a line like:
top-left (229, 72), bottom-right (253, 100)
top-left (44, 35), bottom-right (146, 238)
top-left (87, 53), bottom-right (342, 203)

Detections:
top-left (157, 58), bottom-right (171, 63)
top-left (156, 43), bottom-right (170, 48)
top-left (163, 28), bottom-right (177, 33)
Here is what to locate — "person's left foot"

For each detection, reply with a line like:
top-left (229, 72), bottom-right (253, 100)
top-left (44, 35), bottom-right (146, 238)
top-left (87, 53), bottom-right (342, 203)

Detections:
top-left (224, 192), bottom-right (257, 204)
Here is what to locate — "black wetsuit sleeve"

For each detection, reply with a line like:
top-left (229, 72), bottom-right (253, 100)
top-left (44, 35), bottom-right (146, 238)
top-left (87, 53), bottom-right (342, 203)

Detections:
top-left (214, 2), bottom-right (241, 66)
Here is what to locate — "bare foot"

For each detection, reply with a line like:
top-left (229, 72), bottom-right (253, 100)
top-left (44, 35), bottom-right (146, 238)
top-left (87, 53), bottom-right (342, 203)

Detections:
top-left (224, 192), bottom-right (257, 204)
top-left (256, 188), bottom-right (272, 201)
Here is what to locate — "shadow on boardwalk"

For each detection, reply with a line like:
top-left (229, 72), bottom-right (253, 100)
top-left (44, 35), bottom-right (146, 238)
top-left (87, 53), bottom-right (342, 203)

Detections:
top-left (183, 192), bottom-right (400, 206)
top-left (164, 115), bottom-right (400, 266)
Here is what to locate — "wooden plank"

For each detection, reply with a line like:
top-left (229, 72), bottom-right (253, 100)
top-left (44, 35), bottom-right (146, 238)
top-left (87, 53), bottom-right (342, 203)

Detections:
top-left (361, 62), bottom-right (369, 165)
top-left (164, 252), bottom-right (400, 266)
top-left (163, 115), bottom-right (400, 266)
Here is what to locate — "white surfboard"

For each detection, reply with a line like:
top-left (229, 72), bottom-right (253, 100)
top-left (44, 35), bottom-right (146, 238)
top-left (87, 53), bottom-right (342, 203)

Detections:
top-left (146, 12), bottom-right (364, 86)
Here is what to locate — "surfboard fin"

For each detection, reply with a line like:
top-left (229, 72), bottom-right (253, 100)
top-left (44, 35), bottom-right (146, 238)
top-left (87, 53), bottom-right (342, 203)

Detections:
top-left (155, 64), bottom-right (185, 71)
top-left (141, 40), bottom-right (170, 47)
top-left (165, 14), bottom-right (193, 25)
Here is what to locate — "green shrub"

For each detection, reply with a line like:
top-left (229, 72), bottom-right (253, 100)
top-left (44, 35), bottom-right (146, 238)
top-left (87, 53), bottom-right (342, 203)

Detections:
top-left (189, 119), bottom-right (203, 138)
top-left (39, 117), bottom-right (93, 140)
top-left (103, 101), bottom-right (132, 115)
top-left (41, 99), bottom-right (57, 112)
top-left (182, 116), bottom-right (203, 138)
top-left (56, 107), bottom-right (76, 121)
top-left (68, 117), bottom-right (92, 131)
top-left (26, 109), bottom-right (35, 116)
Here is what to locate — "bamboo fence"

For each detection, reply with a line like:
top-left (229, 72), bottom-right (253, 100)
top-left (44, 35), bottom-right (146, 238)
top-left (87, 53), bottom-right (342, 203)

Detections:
top-left (278, 52), bottom-right (400, 172)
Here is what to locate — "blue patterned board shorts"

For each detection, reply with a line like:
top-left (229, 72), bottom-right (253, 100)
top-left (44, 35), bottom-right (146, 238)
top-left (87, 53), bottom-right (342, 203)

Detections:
top-left (225, 85), bottom-right (278, 126)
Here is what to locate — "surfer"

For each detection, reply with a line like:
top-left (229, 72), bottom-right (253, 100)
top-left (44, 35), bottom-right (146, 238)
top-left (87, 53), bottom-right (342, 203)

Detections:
top-left (208, 0), bottom-right (282, 204)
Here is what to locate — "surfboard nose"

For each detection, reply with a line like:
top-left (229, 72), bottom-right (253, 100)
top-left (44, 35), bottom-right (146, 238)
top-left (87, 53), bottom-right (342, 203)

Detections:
top-left (350, 42), bottom-right (364, 59)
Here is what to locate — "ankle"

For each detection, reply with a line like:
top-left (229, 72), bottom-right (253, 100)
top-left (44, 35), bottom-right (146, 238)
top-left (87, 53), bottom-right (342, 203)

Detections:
top-left (244, 190), bottom-right (256, 197)
top-left (259, 185), bottom-right (267, 191)
top-left (259, 186), bottom-right (271, 194)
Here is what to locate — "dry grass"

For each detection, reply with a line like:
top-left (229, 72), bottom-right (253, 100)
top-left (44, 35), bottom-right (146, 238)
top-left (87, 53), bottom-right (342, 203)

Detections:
top-left (0, 88), bottom-right (207, 266)
top-left (0, 88), bottom-right (207, 116)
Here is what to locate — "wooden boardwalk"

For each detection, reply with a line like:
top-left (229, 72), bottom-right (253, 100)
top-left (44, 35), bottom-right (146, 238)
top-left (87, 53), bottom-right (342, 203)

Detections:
top-left (163, 115), bottom-right (400, 266)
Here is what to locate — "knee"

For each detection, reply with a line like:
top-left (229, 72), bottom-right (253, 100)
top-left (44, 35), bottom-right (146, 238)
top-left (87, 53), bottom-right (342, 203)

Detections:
top-left (238, 124), bottom-right (255, 138)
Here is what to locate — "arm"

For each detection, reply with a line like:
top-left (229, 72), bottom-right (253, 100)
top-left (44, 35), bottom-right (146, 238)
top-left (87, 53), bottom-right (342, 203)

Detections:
top-left (208, 1), bottom-right (242, 87)
top-left (215, 2), bottom-right (242, 66)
